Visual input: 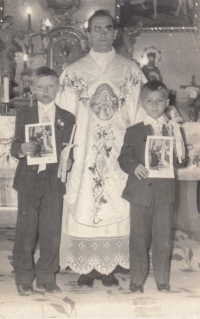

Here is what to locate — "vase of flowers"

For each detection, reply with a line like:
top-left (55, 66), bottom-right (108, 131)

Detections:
top-left (185, 86), bottom-right (200, 122)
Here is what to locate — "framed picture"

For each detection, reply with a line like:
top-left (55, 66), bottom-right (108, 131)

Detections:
top-left (145, 136), bottom-right (175, 178)
top-left (118, 0), bottom-right (196, 31)
top-left (25, 122), bottom-right (57, 166)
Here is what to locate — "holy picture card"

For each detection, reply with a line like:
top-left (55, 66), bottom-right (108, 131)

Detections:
top-left (25, 122), bottom-right (57, 165)
top-left (145, 136), bottom-right (175, 178)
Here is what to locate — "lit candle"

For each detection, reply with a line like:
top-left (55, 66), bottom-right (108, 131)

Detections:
top-left (45, 18), bottom-right (50, 32)
top-left (0, 0), bottom-right (4, 25)
top-left (84, 20), bottom-right (88, 30)
top-left (27, 7), bottom-right (31, 30)
top-left (23, 54), bottom-right (28, 69)
top-left (3, 77), bottom-right (9, 103)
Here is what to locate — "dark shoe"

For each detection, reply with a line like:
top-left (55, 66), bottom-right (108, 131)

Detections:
top-left (17, 284), bottom-right (34, 295)
top-left (37, 283), bottom-right (61, 293)
top-left (100, 274), bottom-right (119, 287)
top-left (130, 282), bottom-right (144, 293)
top-left (77, 274), bottom-right (94, 287)
top-left (157, 283), bottom-right (171, 292)
top-left (112, 265), bottom-right (130, 274)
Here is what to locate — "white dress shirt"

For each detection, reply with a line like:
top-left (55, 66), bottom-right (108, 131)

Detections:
top-left (143, 114), bottom-right (168, 136)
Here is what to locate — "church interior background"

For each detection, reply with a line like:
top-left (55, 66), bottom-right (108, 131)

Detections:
top-left (0, 0), bottom-right (200, 318)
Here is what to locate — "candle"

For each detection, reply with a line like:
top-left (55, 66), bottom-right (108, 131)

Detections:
top-left (3, 77), bottom-right (9, 103)
top-left (0, 0), bottom-right (4, 25)
top-left (45, 18), bottom-right (50, 32)
top-left (27, 7), bottom-right (31, 30)
top-left (84, 20), bottom-right (88, 30)
top-left (23, 53), bottom-right (28, 68)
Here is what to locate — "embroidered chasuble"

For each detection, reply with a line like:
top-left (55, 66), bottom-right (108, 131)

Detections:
top-left (56, 49), bottom-right (146, 274)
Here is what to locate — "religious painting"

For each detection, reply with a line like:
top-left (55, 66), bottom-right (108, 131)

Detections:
top-left (145, 136), bottom-right (175, 178)
top-left (119, 0), bottom-right (195, 29)
top-left (25, 122), bottom-right (57, 165)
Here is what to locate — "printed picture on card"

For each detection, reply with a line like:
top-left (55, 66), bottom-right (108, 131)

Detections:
top-left (145, 136), bottom-right (175, 178)
top-left (25, 122), bottom-right (57, 165)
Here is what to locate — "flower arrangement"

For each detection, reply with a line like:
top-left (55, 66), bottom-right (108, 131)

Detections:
top-left (185, 86), bottom-right (200, 122)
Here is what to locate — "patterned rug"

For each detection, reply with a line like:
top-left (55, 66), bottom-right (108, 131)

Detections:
top-left (0, 228), bottom-right (200, 318)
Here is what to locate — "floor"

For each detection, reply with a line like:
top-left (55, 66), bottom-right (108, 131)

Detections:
top-left (0, 228), bottom-right (200, 319)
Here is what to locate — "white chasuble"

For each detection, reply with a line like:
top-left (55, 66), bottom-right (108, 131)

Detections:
top-left (56, 51), bottom-right (146, 274)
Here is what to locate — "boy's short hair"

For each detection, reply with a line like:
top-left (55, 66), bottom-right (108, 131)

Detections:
top-left (31, 67), bottom-right (58, 82)
top-left (87, 9), bottom-right (117, 32)
top-left (141, 80), bottom-right (169, 99)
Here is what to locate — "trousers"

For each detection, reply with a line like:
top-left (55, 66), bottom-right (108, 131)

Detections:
top-left (13, 189), bottom-right (63, 286)
top-left (129, 194), bottom-right (173, 285)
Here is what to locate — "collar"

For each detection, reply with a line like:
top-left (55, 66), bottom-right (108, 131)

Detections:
top-left (143, 114), bottom-right (168, 126)
top-left (38, 101), bottom-right (55, 112)
top-left (89, 47), bottom-right (116, 73)
top-left (38, 101), bottom-right (56, 123)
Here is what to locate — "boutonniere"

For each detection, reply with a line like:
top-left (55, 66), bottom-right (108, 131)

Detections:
top-left (57, 118), bottom-right (65, 130)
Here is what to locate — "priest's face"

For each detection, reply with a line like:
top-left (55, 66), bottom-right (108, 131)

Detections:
top-left (88, 15), bottom-right (117, 53)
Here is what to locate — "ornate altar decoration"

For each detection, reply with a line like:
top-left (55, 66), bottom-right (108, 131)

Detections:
top-left (39, 13), bottom-right (87, 76)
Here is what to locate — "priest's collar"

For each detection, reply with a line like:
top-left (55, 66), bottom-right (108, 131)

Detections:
top-left (89, 47), bottom-right (116, 73)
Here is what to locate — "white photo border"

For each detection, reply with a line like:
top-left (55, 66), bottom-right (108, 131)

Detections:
top-left (25, 121), bottom-right (57, 166)
top-left (145, 135), bottom-right (175, 178)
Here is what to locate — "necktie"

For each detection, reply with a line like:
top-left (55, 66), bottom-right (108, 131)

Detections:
top-left (42, 112), bottom-right (50, 123)
top-left (152, 121), bottom-right (162, 136)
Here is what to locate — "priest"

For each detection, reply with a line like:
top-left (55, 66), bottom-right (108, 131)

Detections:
top-left (56, 9), bottom-right (146, 287)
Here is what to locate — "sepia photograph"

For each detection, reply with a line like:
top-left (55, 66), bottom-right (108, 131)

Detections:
top-left (25, 122), bottom-right (57, 165)
top-left (0, 0), bottom-right (200, 318)
top-left (145, 135), bottom-right (175, 178)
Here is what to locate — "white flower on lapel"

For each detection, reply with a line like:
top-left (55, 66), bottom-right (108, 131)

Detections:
top-left (57, 118), bottom-right (65, 130)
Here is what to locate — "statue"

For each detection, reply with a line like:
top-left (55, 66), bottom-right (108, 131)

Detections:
top-left (142, 52), bottom-right (162, 82)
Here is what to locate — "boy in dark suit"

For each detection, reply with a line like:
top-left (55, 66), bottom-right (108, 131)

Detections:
top-left (118, 80), bottom-right (183, 294)
top-left (11, 67), bottom-right (75, 295)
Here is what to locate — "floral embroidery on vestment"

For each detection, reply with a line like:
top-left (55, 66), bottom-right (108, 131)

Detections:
top-left (88, 124), bottom-right (115, 224)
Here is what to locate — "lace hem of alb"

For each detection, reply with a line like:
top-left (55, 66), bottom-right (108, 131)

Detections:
top-left (60, 235), bottom-right (130, 275)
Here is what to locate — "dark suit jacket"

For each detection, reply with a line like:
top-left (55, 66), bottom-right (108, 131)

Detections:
top-left (11, 103), bottom-right (75, 196)
top-left (118, 122), bottom-right (177, 207)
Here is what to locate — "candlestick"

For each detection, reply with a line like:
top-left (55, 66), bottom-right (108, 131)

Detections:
top-left (30, 94), bottom-right (33, 107)
top-left (28, 37), bottom-right (33, 54)
top-left (27, 7), bottom-right (31, 30)
top-left (3, 77), bottom-right (9, 103)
